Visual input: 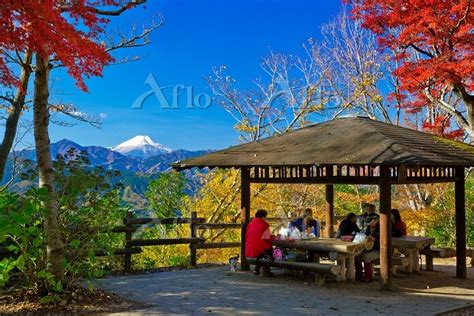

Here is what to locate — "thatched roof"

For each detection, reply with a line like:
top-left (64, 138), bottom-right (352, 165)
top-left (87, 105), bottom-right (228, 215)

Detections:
top-left (173, 117), bottom-right (474, 169)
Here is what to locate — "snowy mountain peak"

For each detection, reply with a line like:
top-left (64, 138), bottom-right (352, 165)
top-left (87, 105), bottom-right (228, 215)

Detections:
top-left (111, 135), bottom-right (172, 158)
top-left (118, 135), bottom-right (159, 147)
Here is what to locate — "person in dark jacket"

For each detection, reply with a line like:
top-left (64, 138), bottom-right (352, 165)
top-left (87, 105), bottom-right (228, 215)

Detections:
top-left (359, 203), bottom-right (379, 231)
top-left (336, 213), bottom-right (360, 239)
top-left (357, 218), bottom-right (380, 282)
top-left (391, 209), bottom-right (407, 237)
top-left (245, 209), bottom-right (275, 275)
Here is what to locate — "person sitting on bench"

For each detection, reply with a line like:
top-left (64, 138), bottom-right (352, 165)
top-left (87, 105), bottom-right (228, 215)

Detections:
top-left (359, 203), bottom-right (379, 232)
top-left (336, 212), bottom-right (360, 239)
top-left (391, 209), bottom-right (407, 237)
top-left (356, 218), bottom-right (380, 282)
top-left (288, 208), bottom-right (321, 237)
top-left (245, 209), bottom-right (275, 275)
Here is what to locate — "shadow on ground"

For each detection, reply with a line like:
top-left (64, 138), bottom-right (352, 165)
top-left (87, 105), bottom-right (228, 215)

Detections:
top-left (96, 258), bottom-right (474, 315)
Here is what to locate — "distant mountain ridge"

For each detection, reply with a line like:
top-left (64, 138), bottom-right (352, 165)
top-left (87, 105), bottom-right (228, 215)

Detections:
top-left (13, 137), bottom-right (211, 174)
top-left (3, 137), bottom-right (211, 209)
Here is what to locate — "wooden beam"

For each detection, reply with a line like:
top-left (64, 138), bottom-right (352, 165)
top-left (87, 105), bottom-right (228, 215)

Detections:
top-left (196, 223), bottom-right (241, 229)
top-left (394, 177), bottom-right (456, 184)
top-left (109, 226), bottom-right (139, 233)
top-left (250, 177), bottom-right (379, 185)
top-left (325, 184), bottom-right (335, 238)
top-left (195, 242), bottom-right (241, 249)
top-left (379, 165), bottom-right (392, 290)
top-left (127, 237), bottom-right (205, 247)
top-left (246, 258), bottom-right (339, 276)
top-left (240, 167), bottom-right (251, 271)
top-left (266, 217), bottom-right (290, 223)
top-left (249, 176), bottom-right (456, 185)
top-left (124, 217), bottom-right (205, 225)
top-left (455, 166), bottom-right (467, 278)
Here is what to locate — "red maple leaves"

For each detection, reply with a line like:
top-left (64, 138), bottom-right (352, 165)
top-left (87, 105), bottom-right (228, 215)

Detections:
top-left (422, 116), bottom-right (465, 139)
top-left (1, 0), bottom-right (116, 91)
top-left (348, 0), bottom-right (473, 139)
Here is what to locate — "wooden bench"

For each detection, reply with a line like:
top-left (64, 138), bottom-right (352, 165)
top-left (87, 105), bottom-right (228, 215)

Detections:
top-left (420, 248), bottom-right (474, 270)
top-left (246, 257), bottom-right (340, 285)
top-left (420, 248), bottom-right (456, 271)
top-left (371, 256), bottom-right (411, 275)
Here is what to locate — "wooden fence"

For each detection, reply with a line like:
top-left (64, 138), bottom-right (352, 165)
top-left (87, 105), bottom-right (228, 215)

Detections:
top-left (96, 212), bottom-right (341, 272)
top-left (0, 211), bottom-right (291, 272)
top-left (0, 213), bottom-right (344, 272)
top-left (105, 211), bottom-right (246, 272)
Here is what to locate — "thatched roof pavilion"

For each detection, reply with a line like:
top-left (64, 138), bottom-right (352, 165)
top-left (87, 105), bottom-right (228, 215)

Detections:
top-left (174, 116), bottom-right (474, 289)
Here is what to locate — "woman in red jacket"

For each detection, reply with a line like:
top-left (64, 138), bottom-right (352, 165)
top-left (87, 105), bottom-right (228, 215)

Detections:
top-left (391, 209), bottom-right (407, 237)
top-left (245, 209), bottom-right (275, 275)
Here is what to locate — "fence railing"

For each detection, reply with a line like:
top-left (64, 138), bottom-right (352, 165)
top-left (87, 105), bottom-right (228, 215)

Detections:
top-left (0, 213), bottom-right (346, 272)
top-left (114, 211), bottom-right (249, 272)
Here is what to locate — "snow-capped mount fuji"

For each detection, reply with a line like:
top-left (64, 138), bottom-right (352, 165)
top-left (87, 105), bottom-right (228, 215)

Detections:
top-left (4, 137), bottom-right (213, 194)
top-left (111, 135), bottom-right (172, 158)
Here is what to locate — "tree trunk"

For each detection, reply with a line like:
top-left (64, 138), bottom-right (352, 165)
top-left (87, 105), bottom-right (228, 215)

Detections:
top-left (0, 52), bottom-right (33, 182)
top-left (33, 54), bottom-right (64, 282)
top-left (453, 84), bottom-right (474, 139)
top-left (467, 101), bottom-right (474, 141)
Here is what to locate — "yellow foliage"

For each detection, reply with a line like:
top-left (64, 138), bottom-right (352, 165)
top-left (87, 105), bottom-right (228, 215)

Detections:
top-left (135, 171), bottom-right (470, 269)
top-left (181, 170), bottom-right (379, 264)
top-left (234, 121), bottom-right (257, 133)
top-left (132, 224), bottom-right (192, 269)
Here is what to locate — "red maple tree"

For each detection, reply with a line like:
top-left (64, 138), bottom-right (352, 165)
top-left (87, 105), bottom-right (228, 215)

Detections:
top-left (0, 0), bottom-right (147, 91)
top-left (0, 0), bottom-right (149, 284)
top-left (348, 0), bottom-right (474, 139)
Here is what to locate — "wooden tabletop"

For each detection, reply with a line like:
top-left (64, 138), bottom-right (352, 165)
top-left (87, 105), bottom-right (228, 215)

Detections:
top-left (392, 236), bottom-right (434, 249)
top-left (272, 238), bottom-right (373, 254)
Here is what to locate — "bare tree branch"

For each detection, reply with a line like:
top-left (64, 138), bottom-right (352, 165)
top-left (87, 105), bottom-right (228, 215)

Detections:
top-left (60, 0), bottom-right (147, 16)
top-left (49, 103), bottom-right (103, 128)
top-left (105, 14), bottom-right (164, 53)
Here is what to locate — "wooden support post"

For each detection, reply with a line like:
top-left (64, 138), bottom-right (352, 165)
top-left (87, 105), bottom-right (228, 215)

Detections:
top-left (124, 211), bottom-right (133, 273)
top-left (379, 166), bottom-right (392, 290)
top-left (346, 256), bottom-right (356, 282)
top-left (455, 166), bottom-right (466, 279)
top-left (425, 255), bottom-right (434, 271)
top-left (336, 254), bottom-right (346, 282)
top-left (315, 274), bottom-right (326, 286)
top-left (190, 211), bottom-right (197, 267)
top-left (240, 167), bottom-right (251, 271)
top-left (325, 184), bottom-right (335, 238)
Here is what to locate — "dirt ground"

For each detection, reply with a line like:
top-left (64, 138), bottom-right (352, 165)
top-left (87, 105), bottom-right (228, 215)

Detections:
top-left (95, 257), bottom-right (474, 315)
top-left (0, 286), bottom-right (152, 315)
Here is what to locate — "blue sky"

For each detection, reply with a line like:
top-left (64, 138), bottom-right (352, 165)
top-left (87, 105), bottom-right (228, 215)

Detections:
top-left (36, 0), bottom-right (342, 150)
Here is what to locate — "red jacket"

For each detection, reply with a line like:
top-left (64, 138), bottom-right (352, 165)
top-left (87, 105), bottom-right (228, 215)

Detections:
top-left (245, 217), bottom-right (274, 258)
top-left (392, 220), bottom-right (407, 237)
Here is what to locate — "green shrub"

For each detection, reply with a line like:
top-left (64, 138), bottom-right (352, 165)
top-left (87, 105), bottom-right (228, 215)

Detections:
top-left (426, 179), bottom-right (474, 248)
top-left (0, 149), bottom-right (128, 296)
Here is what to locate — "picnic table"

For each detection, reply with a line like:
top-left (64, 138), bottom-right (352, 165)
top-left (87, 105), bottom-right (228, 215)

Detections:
top-left (272, 238), bottom-right (373, 282)
top-left (392, 236), bottom-right (434, 273)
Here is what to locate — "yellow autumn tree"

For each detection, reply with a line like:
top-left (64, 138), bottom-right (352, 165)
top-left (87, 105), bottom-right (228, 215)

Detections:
top-left (182, 169), bottom-right (381, 264)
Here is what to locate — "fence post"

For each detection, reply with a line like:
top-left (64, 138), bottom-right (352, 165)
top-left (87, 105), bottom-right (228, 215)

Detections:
top-left (124, 211), bottom-right (133, 273)
top-left (189, 211), bottom-right (197, 267)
